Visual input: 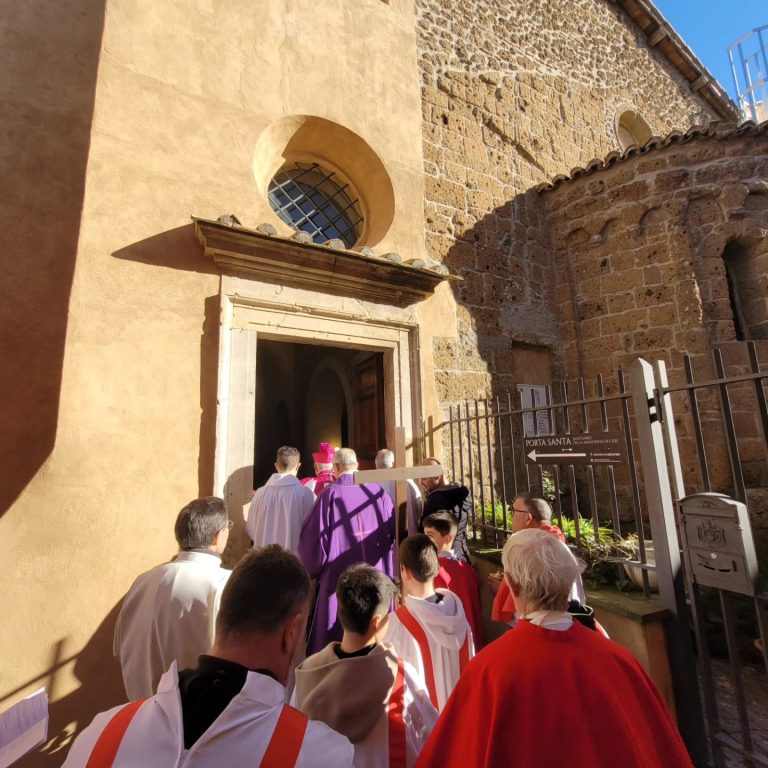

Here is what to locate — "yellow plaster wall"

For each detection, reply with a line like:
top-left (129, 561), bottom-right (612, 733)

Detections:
top-left (1, 1), bottom-right (426, 763)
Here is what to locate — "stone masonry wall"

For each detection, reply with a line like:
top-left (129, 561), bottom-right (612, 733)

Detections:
top-left (542, 124), bottom-right (768, 495)
top-left (415, 0), bottom-right (718, 408)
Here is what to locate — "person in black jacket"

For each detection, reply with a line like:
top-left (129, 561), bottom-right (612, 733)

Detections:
top-left (418, 458), bottom-right (471, 562)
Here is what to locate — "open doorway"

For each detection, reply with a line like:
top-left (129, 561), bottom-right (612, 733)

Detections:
top-left (254, 339), bottom-right (385, 487)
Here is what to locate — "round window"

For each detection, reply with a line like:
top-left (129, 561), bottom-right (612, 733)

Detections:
top-left (268, 162), bottom-right (364, 248)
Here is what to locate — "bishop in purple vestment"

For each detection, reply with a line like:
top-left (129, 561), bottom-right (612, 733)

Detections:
top-left (298, 447), bottom-right (395, 654)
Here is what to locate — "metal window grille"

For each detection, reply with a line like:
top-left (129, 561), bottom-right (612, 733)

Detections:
top-left (268, 162), bottom-right (364, 248)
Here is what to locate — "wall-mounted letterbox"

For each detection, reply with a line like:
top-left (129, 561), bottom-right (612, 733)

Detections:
top-left (677, 492), bottom-right (759, 596)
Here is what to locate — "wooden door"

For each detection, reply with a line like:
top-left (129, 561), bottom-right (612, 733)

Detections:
top-left (353, 354), bottom-right (385, 470)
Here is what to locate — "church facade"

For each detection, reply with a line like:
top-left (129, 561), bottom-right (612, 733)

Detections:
top-left (2, 0), bottom-right (765, 761)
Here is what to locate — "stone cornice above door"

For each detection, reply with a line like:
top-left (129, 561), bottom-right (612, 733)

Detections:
top-left (193, 217), bottom-right (459, 308)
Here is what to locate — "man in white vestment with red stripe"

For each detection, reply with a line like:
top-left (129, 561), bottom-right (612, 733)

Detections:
top-left (63, 546), bottom-right (353, 768)
top-left (294, 564), bottom-right (437, 768)
top-left (384, 535), bottom-right (474, 712)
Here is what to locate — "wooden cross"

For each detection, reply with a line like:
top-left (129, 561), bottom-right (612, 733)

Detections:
top-left (353, 427), bottom-right (443, 570)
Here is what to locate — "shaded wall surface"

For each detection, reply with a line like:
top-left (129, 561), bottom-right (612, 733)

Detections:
top-left (0, 1), bottom-right (106, 517)
top-left (542, 123), bottom-right (768, 497)
top-left (413, 0), bottom-right (718, 414)
top-left (1, 1), bottom-right (425, 764)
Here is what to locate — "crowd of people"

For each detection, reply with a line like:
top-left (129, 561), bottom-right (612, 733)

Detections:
top-left (65, 443), bottom-right (696, 767)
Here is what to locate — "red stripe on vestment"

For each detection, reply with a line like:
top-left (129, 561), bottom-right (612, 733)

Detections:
top-left (388, 658), bottom-right (407, 768)
top-left (85, 698), bottom-right (148, 768)
top-left (396, 605), bottom-right (439, 709)
top-left (260, 705), bottom-right (308, 768)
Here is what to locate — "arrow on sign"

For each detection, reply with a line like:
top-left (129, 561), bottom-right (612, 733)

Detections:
top-left (527, 450), bottom-right (588, 463)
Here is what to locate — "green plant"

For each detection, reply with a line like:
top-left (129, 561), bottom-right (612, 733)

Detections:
top-left (555, 515), bottom-right (630, 587)
top-left (540, 470), bottom-right (555, 503)
top-left (474, 500), bottom-right (510, 529)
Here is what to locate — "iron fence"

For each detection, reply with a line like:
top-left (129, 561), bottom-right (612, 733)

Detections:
top-left (443, 370), bottom-right (657, 594)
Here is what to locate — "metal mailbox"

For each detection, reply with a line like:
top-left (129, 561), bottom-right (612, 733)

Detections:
top-left (677, 492), bottom-right (760, 596)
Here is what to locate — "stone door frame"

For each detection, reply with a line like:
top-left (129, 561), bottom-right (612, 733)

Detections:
top-left (213, 276), bottom-right (422, 515)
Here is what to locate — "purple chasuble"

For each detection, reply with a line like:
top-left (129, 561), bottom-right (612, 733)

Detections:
top-left (298, 473), bottom-right (395, 654)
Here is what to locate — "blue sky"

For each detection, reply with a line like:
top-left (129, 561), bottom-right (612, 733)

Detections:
top-left (652, 0), bottom-right (766, 101)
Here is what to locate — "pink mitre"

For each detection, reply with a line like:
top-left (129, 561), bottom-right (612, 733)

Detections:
top-left (312, 442), bottom-right (336, 463)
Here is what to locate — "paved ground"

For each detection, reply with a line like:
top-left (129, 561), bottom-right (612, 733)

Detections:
top-left (709, 658), bottom-right (768, 767)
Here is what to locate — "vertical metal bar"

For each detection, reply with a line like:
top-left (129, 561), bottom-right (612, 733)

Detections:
top-left (580, 378), bottom-right (600, 543)
top-left (553, 465), bottom-right (563, 528)
top-left (597, 374), bottom-right (621, 534)
top-left (747, 342), bottom-right (768, 456)
top-left (474, 400), bottom-right (486, 545)
top-left (713, 349), bottom-right (747, 503)
top-left (691, 582), bottom-right (727, 768)
top-left (449, 405), bottom-right (456, 485)
top-left (618, 369), bottom-right (643, 544)
top-left (629, 358), bottom-right (708, 765)
top-left (495, 395), bottom-right (509, 537)
top-left (506, 392), bottom-right (519, 500)
top-left (464, 401), bottom-right (476, 544)
top-left (521, 389), bottom-right (533, 492)
top-left (457, 404), bottom-right (466, 510)
top-left (720, 590), bottom-right (756, 764)
top-left (684, 354), bottom-right (712, 491)
top-left (484, 399), bottom-right (497, 547)
top-left (757, 594), bottom-right (768, 679)
top-left (560, 381), bottom-right (581, 545)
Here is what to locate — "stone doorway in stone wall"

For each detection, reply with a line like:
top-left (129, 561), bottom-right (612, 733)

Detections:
top-left (213, 280), bottom-right (421, 523)
top-left (253, 339), bottom-right (386, 486)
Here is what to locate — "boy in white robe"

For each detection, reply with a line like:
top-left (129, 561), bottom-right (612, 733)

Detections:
top-left (294, 564), bottom-right (437, 768)
top-left (247, 445), bottom-right (315, 554)
top-left (64, 546), bottom-right (353, 768)
top-left (383, 535), bottom-right (474, 711)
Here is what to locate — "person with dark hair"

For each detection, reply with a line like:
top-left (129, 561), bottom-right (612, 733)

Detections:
top-left (414, 531), bottom-right (694, 768)
top-left (247, 445), bottom-right (315, 554)
top-left (65, 546), bottom-right (354, 767)
top-left (423, 512), bottom-right (484, 649)
top-left (384, 535), bottom-right (474, 711)
top-left (294, 564), bottom-right (437, 767)
top-left (418, 459), bottom-right (471, 563)
top-left (114, 497), bottom-right (232, 699)
top-left (298, 447), bottom-right (395, 654)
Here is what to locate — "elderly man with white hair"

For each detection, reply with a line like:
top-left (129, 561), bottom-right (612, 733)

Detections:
top-left (298, 447), bottom-right (395, 654)
top-left (374, 448), bottom-right (423, 536)
top-left (415, 529), bottom-right (695, 768)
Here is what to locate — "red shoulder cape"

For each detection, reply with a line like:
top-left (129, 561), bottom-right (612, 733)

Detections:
top-left (414, 621), bottom-right (694, 768)
top-left (435, 558), bottom-right (484, 649)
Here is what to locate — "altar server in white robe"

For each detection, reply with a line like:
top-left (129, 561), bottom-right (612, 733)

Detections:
top-left (384, 535), bottom-right (474, 712)
top-left (65, 546), bottom-right (354, 768)
top-left (114, 497), bottom-right (232, 700)
top-left (247, 445), bottom-right (315, 554)
top-left (374, 448), bottom-right (424, 536)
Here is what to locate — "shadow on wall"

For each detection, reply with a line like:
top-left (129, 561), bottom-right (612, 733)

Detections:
top-left (112, 224), bottom-right (221, 497)
top-left (6, 602), bottom-right (125, 768)
top-left (435, 187), bottom-right (559, 405)
top-left (0, 0), bottom-right (108, 519)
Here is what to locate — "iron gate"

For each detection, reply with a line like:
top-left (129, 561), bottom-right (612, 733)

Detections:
top-left (436, 342), bottom-right (768, 768)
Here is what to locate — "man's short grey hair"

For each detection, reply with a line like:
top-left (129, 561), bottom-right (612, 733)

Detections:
top-left (276, 445), bottom-right (300, 472)
top-left (375, 449), bottom-right (395, 469)
top-left (334, 447), bottom-right (358, 468)
top-left (502, 529), bottom-right (580, 612)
